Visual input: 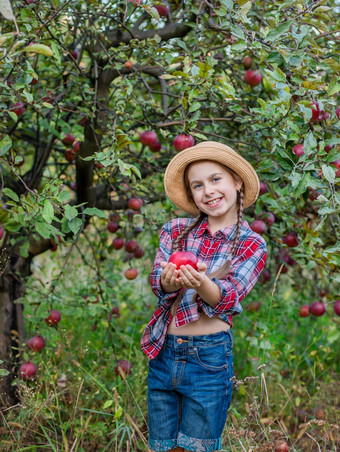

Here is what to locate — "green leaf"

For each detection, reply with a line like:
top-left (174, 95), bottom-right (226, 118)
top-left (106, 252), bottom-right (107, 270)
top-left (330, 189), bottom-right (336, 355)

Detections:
top-left (229, 24), bottom-right (245, 40)
top-left (237, 1), bottom-right (252, 17)
top-left (189, 102), bottom-right (201, 113)
top-left (68, 217), bottom-right (82, 235)
top-left (3, 188), bottom-right (19, 202)
top-left (103, 400), bottom-right (113, 409)
top-left (21, 44), bottom-right (54, 57)
top-left (64, 204), bottom-right (78, 221)
top-left (19, 240), bottom-right (30, 258)
top-left (0, 135), bottom-right (12, 156)
top-left (266, 20), bottom-right (293, 42)
top-left (83, 207), bottom-right (107, 219)
top-left (35, 222), bottom-right (51, 239)
top-left (42, 199), bottom-right (54, 224)
top-left (142, 4), bottom-right (160, 21)
top-left (321, 164), bottom-right (335, 183)
top-left (327, 78), bottom-right (340, 96)
top-left (303, 132), bottom-right (317, 155)
top-left (58, 190), bottom-right (71, 202)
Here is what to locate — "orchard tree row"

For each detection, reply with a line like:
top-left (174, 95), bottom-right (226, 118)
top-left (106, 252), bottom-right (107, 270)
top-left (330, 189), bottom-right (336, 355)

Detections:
top-left (0, 0), bottom-right (339, 407)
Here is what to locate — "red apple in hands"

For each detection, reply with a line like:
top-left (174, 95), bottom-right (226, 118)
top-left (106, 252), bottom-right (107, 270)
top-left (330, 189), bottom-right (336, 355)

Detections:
top-left (244, 70), bottom-right (262, 87)
top-left (19, 362), bottom-right (37, 379)
top-left (168, 251), bottom-right (198, 270)
top-left (45, 310), bottom-right (61, 326)
top-left (309, 301), bottom-right (326, 317)
top-left (27, 335), bottom-right (46, 352)
top-left (173, 134), bottom-right (195, 151)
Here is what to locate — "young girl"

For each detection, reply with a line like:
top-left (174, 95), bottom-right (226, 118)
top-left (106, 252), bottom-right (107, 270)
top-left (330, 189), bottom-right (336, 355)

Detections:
top-left (141, 141), bottom-right (267, 452)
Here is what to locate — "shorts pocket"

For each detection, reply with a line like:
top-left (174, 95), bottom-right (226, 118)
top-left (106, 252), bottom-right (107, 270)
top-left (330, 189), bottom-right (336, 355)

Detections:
top-left (193, 343), bottom-right (228, 371)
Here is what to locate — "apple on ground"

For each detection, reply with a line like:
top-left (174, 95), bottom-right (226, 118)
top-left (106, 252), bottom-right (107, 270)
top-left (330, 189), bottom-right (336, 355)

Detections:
top-left (309, 301), bottom-right (326, 317)
top-left (124, 268), bottom-right (138, 280)
top-left (299, 305), bottom-right (310, 317)
top-left (27, 335), bottom-right (46, 352)
top-left (173, 134), bottom-right (195, 151)
top-left (107, 221), bottom-right (120, 233)
top-left (274, 441), bottom-right (289, 452)
top-left (45, 310), bottom-right (61, 326)
top-left (112, 238), bottom-right (124, 250)
top-left (114, 359), bottom-right (133, 376)
top-left (19, 362), bottom-right (37, 379)
top-left (168, 251), bottom-right (198, 270)
top-left (333, 300), bottom-right (340, 316)
top-left (62, 134), bottom-right (75, 146)
top-left (9, 102), bottom-right (25, 116)
top-left (250, 220), bottom-right (267, 235)
top-left (244, 70), bottom-right (262, 87)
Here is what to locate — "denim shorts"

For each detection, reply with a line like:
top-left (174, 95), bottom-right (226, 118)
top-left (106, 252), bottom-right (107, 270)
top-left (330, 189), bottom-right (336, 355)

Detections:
top-left (147, 330), bottom-right (234, 452)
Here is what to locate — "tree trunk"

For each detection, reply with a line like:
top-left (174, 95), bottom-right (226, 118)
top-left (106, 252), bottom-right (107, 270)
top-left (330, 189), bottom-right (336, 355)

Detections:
top-left (0, 250), bottom-right (30, 409)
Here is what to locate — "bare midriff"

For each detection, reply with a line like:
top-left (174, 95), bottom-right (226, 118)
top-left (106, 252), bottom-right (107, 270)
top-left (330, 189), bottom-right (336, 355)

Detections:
top-left (167, 311), bottom-right (230, 336)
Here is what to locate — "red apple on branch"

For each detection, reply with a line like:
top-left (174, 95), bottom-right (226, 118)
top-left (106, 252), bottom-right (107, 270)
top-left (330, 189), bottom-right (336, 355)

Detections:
top-left (244, 70), bottom-right (262, 87)
top-left (259, 182), bottom-right (268, 195)
top-left (250, 220), bottom-right (267, 235)
top-left (124, 268), bottom-right (138, 280)
top-left (9, 102), bottom-right (25, 116)
top-left (333, 300), bottom-right (340, 316)
top-left (19, 362), bottom-right (37, 379)
top-left (112, 238), bottom-right (124, 250)
top-left (173, 134), bottom-right (195, 151)
top-left (45, 310), bottom-right (61, 326)
top-left (0, 225), bottom-right (3, 240)
top-left (154, 1), bottom-right (170, 16)
top-left (107, 221), bottom-right (120, 233)
top-left (168, 251), bottom-right (198, 270)
top-left (27, 335), bottom-right (46, 352)
top-left (125, 240), bottom-right (138, 253)
top-left (62, 134), bottom-right (75, 146)
top-left (292, 144), bottom-right (304, 158)
top-left (309, 301), bottom-right (326, 317)
top-left (140, 131), bottom-right (158, 147)
top-left (299, 305), bottom-right (310, 317)
top-left (243, 56), bottom-right (252, 69)
top-left (283, 232), bottom-right (299, 248)
top-left (128, 198), bottom-right (142, 211)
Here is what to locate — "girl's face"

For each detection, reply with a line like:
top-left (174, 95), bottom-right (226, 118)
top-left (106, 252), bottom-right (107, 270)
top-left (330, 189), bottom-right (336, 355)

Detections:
top-left (187, 161), bottom-right (242, 230)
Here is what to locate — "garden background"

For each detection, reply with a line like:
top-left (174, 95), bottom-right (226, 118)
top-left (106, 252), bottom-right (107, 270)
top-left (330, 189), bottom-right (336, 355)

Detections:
top-left (0, 0), bottom-right (339, 450)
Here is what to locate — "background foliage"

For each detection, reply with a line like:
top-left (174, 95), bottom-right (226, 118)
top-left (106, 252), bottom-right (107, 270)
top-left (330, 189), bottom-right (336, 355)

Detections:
top-left (0, 0), bottom-right (339, 450)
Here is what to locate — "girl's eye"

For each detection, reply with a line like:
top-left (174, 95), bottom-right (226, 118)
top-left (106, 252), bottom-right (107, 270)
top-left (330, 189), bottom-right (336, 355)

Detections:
top-left (193, 184), bottom-right (202, 189)
top-left (213, 177), bottom-right (220, 182)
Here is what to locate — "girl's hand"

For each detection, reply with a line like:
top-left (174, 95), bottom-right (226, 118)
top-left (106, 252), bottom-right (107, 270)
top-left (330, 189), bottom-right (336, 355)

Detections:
top-left (177, 262), bottom-right (208, 289)
top-left (160, 261), bottom-right (182, 293)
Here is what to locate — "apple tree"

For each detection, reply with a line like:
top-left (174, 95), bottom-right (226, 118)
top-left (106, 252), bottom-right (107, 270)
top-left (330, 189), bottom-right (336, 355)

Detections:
top-left (0, 0), bottom-right (339, 407)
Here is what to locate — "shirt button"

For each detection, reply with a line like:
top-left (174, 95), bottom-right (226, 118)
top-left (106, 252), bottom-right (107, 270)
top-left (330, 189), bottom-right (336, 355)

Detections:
top-left (176, 338), bottom-right (183, 344)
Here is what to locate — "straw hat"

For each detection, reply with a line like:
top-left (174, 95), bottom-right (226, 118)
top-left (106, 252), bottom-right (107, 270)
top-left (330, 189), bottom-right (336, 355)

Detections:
top-left (164, 141), bottom-right (260, 215)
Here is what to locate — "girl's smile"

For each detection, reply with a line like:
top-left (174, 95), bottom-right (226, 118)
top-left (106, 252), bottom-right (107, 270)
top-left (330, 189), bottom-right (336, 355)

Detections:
top-left (187, 161), bottom-right (242, 231)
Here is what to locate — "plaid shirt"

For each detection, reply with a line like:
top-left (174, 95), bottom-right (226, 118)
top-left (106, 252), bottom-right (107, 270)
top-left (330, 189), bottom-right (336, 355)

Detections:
top-left (141, 217), bottom-right (267, 359)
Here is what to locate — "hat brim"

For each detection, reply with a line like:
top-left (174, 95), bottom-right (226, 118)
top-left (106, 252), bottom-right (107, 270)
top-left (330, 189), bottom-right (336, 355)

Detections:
top-left (164, 141), bottom-right (260, 215)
